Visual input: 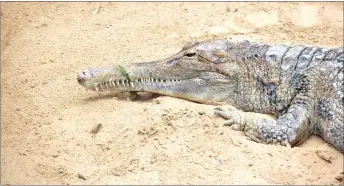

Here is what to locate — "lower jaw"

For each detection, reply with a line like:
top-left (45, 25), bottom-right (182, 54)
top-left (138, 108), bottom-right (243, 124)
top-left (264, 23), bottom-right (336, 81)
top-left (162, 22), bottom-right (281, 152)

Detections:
top-left (91, 82), bottom-right (193, 99)
top-left (92, 82), bottom-right (178, 93)
top-left (92, 85), bottom-right (228, 104)
top-left (89, 79), bottom-right (231, 103)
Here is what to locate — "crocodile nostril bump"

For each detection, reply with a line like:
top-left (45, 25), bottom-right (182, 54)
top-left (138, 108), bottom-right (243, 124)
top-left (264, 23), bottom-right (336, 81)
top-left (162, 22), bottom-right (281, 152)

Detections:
top-left (77, 74), bottom-right (85, 84)
top-left (77, 77), bottom-right (83, 83)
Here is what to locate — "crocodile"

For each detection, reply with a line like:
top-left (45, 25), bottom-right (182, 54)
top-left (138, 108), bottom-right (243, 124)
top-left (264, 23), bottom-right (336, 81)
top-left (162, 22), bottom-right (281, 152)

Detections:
top-left (77, 39), bottom-right (344, 153)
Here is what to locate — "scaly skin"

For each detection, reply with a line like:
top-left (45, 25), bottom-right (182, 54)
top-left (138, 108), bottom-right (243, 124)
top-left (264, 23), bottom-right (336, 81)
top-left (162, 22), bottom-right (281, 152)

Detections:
top-left (77, 39), bottom-right (344, 152)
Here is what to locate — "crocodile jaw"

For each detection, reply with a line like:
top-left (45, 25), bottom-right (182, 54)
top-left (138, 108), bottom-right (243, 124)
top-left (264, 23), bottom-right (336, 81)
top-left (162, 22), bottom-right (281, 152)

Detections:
top-left (77, 57), bottom-right (235, 103)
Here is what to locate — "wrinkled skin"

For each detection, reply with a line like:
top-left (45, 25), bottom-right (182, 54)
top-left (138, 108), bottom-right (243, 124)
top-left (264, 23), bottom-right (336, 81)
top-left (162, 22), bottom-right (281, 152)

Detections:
top-left (77, 40), bottom-right (237, 103)
top-left (78, 39), bottom-right (344, 153)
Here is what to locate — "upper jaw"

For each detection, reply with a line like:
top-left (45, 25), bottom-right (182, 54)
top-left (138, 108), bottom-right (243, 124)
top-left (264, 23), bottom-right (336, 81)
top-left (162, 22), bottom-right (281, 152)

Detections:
top-left (77, 55), bottom-right (211, 91)
top-left (76, 53), bottom-right (233, 102)
top-left (80, 75), bottom-right (187, 93)
top-left (77, 60), bottom-right (235, 103)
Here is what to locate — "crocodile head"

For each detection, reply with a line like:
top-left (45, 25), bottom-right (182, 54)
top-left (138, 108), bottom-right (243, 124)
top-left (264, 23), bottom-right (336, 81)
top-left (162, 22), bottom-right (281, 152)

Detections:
top-left (77, 40), bottom-right (237, 103)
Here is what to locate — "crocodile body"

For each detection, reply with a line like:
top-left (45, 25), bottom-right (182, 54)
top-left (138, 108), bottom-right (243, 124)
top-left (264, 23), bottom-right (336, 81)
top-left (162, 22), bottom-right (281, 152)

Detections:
top-left (77, 39), bottom-right (344, 152)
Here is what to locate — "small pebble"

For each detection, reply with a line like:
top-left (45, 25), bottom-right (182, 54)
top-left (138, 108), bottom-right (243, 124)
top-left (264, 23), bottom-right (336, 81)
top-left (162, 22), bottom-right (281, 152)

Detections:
top-left (90, 124), bottom-right (102, 134)
top-left (77, 174), bottom-right (86, 180)
top-left (129, 91), bottom-right (138, 101)
top-left (335, 175), bottom-right (343, 182)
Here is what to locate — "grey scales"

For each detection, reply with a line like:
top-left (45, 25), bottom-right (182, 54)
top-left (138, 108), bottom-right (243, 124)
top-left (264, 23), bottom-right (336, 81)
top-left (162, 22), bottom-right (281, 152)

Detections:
top-left (77, 39), bottom-right (344, 153)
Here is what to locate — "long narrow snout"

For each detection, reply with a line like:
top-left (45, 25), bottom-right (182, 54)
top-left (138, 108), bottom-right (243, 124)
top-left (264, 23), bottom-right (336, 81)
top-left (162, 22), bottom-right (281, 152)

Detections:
top-left (77, 55), bottom-right (233, 103)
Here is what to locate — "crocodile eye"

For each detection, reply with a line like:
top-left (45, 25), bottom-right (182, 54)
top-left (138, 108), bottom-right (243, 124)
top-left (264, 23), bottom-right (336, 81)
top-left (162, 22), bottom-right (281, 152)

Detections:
top-left (185, 52), bottom-right (196, 57)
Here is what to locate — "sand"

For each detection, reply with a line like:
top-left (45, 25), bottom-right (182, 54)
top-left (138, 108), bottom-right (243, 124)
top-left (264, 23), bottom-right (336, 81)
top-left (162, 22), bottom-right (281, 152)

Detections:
top-left (1, 2), bottom-right (343, 185)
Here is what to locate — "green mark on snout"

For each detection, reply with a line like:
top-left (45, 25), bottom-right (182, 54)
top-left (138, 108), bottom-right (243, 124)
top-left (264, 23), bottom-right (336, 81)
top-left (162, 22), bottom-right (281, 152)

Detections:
top-left (118, 65), bottom-right (139, 100)
top-left (118, 65), bottom-right (131, 81)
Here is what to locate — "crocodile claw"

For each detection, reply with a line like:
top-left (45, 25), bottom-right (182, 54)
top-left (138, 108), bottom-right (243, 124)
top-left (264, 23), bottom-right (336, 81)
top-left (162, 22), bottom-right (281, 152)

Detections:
top-left (214, 106), bottom-right (292, 148)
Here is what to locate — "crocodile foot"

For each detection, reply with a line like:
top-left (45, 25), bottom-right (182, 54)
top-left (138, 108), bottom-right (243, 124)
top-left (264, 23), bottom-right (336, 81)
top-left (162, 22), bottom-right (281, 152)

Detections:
top-left (214, 107), bottom-right (292, 147)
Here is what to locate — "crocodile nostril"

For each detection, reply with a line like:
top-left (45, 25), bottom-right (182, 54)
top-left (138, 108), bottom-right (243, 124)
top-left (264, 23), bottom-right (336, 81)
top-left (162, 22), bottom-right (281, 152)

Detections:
top-left (82, 71), bottom-right (86, 76)
top-left (77, 77), bottom-right (83, 83)
top-left (77, 74), bottom-right (85, 84)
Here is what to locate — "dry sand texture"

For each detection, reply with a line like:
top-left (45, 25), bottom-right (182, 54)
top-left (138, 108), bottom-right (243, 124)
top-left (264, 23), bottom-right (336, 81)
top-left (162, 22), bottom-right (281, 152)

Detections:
top-left (1, 2), bottom-right (343, 185)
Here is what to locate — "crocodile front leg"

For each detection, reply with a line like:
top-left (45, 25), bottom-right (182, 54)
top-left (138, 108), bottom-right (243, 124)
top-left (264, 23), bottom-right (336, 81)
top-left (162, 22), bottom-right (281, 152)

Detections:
top-left (214, 103), bottom-right (313, 148)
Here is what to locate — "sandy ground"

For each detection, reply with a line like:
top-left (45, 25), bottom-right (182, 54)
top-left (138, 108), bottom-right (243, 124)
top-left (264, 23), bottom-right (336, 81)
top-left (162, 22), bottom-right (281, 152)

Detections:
top-left (1, 2), bottom-right (343, 185)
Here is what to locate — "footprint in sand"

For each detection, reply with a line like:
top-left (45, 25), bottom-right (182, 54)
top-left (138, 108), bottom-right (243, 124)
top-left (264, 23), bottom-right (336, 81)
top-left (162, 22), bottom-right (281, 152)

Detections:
top-left (290, 5), bottom-right (321, 28)
top-left (244, 10), bottom-right (280, 28)
top-left (201, 9), bottom-right (280, 36)
top-left (289, 4), bottom-right (343, 28)
top-left (203, 21), bottom-right (252, 36)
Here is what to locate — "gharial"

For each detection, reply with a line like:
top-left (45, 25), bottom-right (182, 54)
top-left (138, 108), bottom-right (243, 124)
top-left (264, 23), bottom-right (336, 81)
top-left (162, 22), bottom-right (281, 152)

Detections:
top-left (77, 39), bottom-right (344, 153)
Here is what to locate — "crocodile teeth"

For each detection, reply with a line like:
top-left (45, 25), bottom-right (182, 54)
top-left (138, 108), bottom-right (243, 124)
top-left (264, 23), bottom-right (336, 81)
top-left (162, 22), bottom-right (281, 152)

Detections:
top-left (121, 80), bottom-right (125, 87)
top-left (95, 87), bottom-right (99, 92)
top-left (115, 81), bottom-right (119, 87)
top-left (111, 81), bottom-right (116, 87)
top-left (105, 83), bottom-right (109, 88)
top-left (130, 81), bottom-right (135, 88)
